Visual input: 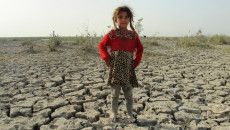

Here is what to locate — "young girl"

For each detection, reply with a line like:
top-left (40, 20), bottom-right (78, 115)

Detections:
top-left (98, 6), bottom-right (143, 123)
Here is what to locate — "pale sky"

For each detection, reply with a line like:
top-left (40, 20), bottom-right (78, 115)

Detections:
top-left (0, 0), bottom-right (229, 37)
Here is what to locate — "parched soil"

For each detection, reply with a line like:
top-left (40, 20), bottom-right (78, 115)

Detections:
top-left (0, 39), bottom-right (230, 129)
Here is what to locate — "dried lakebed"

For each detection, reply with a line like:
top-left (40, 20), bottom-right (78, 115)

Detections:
top-left (0, 40), bottom-right (230, 129)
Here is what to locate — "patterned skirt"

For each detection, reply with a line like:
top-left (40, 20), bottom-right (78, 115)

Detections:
top-left (107, 50), bottom-right (138, 88)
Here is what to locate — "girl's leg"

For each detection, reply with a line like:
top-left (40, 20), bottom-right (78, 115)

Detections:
top-left (110, 84), bottom-right (121, 122)
top-left (122, 83), bottom-right (135, 123)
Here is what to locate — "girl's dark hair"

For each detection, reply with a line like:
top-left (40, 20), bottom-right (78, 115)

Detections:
top-left (112, 6), bottom-right (135, 31)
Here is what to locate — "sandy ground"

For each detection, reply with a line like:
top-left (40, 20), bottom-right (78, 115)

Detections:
top-left (0, 39), bottom-right (230, 129)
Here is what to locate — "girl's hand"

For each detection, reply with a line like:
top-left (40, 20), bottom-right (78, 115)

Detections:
top-left (105, 59), bottom-right (110, 67)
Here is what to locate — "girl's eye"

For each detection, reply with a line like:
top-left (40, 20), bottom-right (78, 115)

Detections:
top-left (118, 16), bottom-right (129, 19)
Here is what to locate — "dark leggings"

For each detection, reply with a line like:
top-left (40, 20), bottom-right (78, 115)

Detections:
top-left (111, 83), bottom-right (133, 116)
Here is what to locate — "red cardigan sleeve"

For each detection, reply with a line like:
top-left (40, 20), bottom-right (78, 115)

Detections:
top-left (134, 35), bottom-right (144, 68)
top-left (98, 33), bottom-right (111, 61)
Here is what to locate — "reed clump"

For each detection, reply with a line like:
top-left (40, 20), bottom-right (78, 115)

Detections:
top-left (74, 26), bottom-right (102, 54)
top-left (19, 40), bottom-right (35, 53)
top-left (48, 31), bottom-right (62, 52)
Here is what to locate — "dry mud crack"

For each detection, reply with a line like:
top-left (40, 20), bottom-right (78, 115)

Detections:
top-left (1, 40), bottom-right (230, 129)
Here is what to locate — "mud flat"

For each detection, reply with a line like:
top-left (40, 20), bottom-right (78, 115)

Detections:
top-left (0, 39), bottom-right (230, 129)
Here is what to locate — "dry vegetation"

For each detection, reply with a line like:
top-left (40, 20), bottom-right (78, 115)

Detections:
top-left (19, 40), bottom-right (35, 53)
top-left (0, 29), bottom-right (229, 58)
top-left (224, 48), bottom-right (230, 53)
top-left (48, 31), bottom-right (62, 52)
top-left (176, 30), bottom-right (230, 49)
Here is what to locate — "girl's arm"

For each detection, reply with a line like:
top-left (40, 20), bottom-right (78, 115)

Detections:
top-left (98, 33), bottom-right (111, 62)
top-left (134, 35), bottom-right (144, 68)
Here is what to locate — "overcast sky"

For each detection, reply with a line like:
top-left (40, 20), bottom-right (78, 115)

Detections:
top-left (0, 0), bottom-right (229, 37)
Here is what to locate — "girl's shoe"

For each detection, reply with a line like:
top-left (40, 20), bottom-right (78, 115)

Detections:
top-left (127, 115), bottom-right (135, 123)
top-left (108, 114), bottom-right (117, 122)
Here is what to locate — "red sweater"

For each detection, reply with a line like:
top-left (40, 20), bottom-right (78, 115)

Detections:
top-left (98, 29), bottom-right (143, 68)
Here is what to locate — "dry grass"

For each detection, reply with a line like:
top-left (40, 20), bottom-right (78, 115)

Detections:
top-left (141, 37), bottom-right (159, 46)
top-left (0, 56), bottom-right (12, 61)
top-left (0, 52), bottom-right (12, 61)
top-left (142, 50), bottom-right (157, 60)
top-left (0, 37), bottom-right (47, 42)
top-left (176, 36), bottom-right (212, 49)
top-left (176, 30), bottom-right (230, 49)
top-left (75, 36), bottom-right (101, 55)
top-left (48, 31), bottom-right (62, 52)
top-left (224, 48), bottom-right (230, 53)
top-left (209, 35), bottom-right (230, 45)
top-left (19, 40), bottom-right (35, 53)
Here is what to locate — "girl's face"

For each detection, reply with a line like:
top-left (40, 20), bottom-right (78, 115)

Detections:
top-left (116, 11), bottom-right (130, 29)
